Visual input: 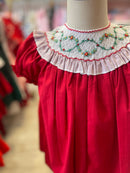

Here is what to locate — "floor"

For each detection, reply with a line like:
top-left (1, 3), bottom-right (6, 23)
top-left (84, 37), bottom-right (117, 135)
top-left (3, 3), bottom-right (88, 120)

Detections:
top-left (0, 85), bottom-right (53, 173)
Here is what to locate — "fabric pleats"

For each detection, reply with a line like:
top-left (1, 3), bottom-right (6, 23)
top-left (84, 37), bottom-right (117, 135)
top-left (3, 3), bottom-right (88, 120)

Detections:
top-left (13, 32), bottom-right (130, 173)
top-left (36, 61), bottom-right (130, 173)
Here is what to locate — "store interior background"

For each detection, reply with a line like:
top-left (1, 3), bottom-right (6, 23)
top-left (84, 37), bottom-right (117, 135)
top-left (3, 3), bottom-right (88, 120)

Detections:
top-left (0, 0), bottom-right (130, 173)
top-left (3, 0), bottom-right (130, 37)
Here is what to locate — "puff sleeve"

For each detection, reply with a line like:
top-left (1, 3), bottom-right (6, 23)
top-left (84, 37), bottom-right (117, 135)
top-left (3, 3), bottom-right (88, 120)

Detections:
top-left (12, 32), bottom-right (42, 85)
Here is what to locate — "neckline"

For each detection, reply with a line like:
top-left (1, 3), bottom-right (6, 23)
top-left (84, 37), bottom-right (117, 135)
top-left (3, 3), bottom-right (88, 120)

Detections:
top-left (64, 21), bottom-right (111, 33)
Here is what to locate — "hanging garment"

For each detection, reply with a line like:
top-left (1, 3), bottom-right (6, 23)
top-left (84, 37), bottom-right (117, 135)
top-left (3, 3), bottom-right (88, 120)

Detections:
top-left (53, 7), bottom-right (67, 29)
top-left (49, 5), bottom-right (55, 30)
top-left (1, 17), bottom-right (32, 106)
top-left (0, 71), bottom-right (13, 119)
top-left (13, 21), bottom-right (130, 173)
top-left (0, 71), bottom-right (13, 135)
top-left (0, 136), bottom-right (10, 167)
top-left (0, 72), bottom-right (13, 98)
top-left (36, 9), bottom-right (50, 32)
top-left (2, 17), bottom-right (24, 56)
top-left (0, 100), bottom-right (6, 121)
top-left (0, 43), bottom-right (22, 105)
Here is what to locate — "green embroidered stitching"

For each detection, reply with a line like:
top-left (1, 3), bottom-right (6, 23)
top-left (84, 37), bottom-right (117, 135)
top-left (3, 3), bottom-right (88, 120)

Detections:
top-left (50, 25), bottom-right (129, 57)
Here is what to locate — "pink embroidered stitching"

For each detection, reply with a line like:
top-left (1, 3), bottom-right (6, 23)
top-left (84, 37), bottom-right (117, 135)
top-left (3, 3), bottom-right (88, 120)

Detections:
top-left (44, 32), bottom-right (130, 62)
top-left (64, 21), bottom-right (111, 33)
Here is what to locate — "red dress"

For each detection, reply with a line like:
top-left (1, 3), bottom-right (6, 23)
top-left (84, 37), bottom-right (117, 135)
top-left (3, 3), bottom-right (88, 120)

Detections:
top-left (2, 17), bottom-right (24, 56)
top-left (0, 73), bottom-right (11, 166)
top-left (0, 72), bottom-right (13, 119)
top-left (0, 136), bottom-right (10, 167)
top-left (13, 21), bottom-right (130, 173)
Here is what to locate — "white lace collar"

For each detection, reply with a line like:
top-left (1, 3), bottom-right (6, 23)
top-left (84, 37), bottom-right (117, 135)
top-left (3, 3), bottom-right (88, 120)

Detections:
top-left (34, 22), bottom-right (130, 75)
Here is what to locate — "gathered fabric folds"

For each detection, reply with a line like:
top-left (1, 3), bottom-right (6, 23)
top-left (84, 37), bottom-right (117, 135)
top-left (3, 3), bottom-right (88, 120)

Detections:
top-left (13, 23), bottom-right (130, 173)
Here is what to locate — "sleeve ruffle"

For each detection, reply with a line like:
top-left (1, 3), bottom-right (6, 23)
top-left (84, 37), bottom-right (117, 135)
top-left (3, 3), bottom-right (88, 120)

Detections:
top-left (12, 32), bottom-right (43, 85)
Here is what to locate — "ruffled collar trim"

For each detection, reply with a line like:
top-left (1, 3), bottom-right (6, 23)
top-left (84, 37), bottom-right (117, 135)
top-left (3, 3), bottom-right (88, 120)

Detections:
top-left (33, 23), bottom-right (130, 75)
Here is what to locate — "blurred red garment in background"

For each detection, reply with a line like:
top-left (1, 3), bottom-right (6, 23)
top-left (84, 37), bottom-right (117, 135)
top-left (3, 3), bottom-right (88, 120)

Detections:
top-left (0, 136), bottom-right (10, 167)
top-left (2, 16), bottom-right (24, 56)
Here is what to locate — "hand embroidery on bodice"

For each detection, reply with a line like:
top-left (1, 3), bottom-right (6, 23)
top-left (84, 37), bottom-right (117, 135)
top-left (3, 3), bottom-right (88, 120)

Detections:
top-left (46, 23), bottom-right (130, 60)
top-left (34, 22), bottom-right (130, 75)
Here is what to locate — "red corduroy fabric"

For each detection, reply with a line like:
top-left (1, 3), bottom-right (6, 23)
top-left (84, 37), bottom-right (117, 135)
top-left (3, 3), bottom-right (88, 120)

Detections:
top-left (12, 33), bottom-right (130, 173)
